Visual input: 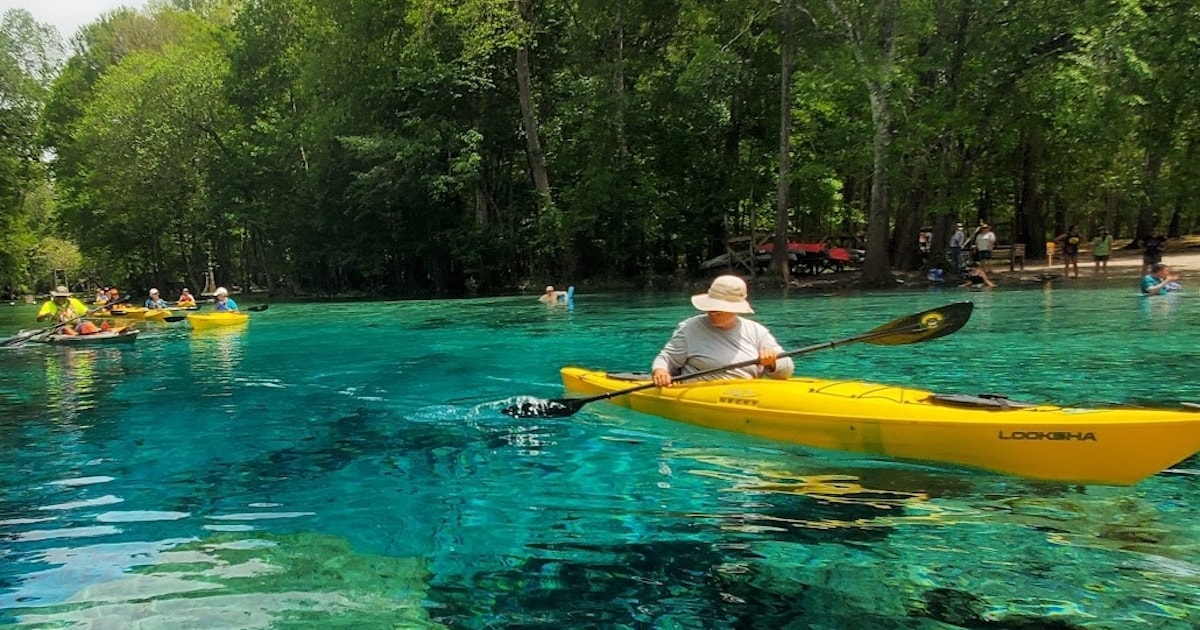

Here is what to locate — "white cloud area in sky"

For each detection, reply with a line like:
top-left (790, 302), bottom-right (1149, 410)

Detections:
top-left (0, 0), bottom-right (149, 40)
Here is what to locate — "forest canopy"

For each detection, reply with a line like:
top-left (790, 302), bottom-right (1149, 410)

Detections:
top-left (1, 0), bottom-right (1198, 296)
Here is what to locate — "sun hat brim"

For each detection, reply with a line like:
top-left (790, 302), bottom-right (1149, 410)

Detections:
top-left (691, 293), bottom-right (753, 314)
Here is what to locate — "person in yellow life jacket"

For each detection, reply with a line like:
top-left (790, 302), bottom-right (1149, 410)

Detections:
top-left (36, 286), bottom-right (100, 335)
top-left (37, 286), bottom-right (87, 324)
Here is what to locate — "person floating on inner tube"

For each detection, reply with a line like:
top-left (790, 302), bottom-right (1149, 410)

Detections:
top-left (37, 285), bottom-right (99, 335)
top-left (651, 275), bottom-right (794, 387)
top-left (538, 285), bottom-right (568, 305)
top-left (1141, 263), bottom-right (1181, 296)
top-left (214, 286), bottom-right (239, 312)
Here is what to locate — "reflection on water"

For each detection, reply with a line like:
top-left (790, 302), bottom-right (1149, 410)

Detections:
top-left (188, 327), bottom-right (246, 398)
top-left (43, 348), bottom-right (98, 421)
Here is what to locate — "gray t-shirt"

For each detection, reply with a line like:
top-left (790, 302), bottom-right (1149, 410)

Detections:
top-left (651, 314), bottom-right (795, 381)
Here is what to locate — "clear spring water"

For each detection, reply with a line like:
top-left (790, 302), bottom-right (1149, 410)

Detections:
top-left (1, 286), bottom-right (1198, 628)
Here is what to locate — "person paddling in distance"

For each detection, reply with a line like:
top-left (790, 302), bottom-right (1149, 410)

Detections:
top-left (651, 275), bottom-right (794, 387)
top-left (539, 285), bottom-right (568, 305)
top-left (1141, 263), bottom-right (1181, 296)
top-left (176, 287), bottom-right (196, 308)
top-left (37, 286), bottom-right (100, 335)
top-left (145, 288), bottom-right (169, 309)
top-left (213, 286), bottom-right (239, 312)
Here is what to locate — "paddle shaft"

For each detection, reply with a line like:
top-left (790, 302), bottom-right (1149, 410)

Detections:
top-left (575, 322), bottom-right (922, 406)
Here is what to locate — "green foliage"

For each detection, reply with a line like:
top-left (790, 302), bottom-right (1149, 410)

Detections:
top-left (5, 0), bottom-right (1199, 296)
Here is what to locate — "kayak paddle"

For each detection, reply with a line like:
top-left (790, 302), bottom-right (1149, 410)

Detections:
top-left (502, 301), bottom-right (974, 419)
top-left (2, 294), bottom-right (132, 347)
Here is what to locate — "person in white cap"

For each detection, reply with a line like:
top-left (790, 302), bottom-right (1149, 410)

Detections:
top-left (650, 275), bottom-right (794, 386)
top-left (214, 286), bottom-right (239, 312)
top-left (538, 285), bottom-right (567, 305)
top-left (145, 288), bottom-right (169, 309)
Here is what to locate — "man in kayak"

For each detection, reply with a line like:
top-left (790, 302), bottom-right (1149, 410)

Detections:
top-left (145, 288), bottom-right (169, 309)
top-left (36, 286), bottom-right (100, 335)
top-left (214, 286), bottom-right (239, 311)
top-left (1141, 263), bottom-right (1181, 296)
top-left (177, 288), bottom-right (196, 307)
top-left (650, 275), bottom-right (794, 386)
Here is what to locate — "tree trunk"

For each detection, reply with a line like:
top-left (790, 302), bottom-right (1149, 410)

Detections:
top-left (514, 0), bottom-right (553, 213)
top-left (827, 0), bottom-right (899, 286)
top-left (1015, 130), bottom-right (1046, 259)
top-left (1132, 149), bottom-right (1163, 246)
top-left (772, 0), bottom-right (794, 280)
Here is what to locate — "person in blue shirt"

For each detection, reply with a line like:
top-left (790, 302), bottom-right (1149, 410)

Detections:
top-left (1141, 263), bottom-right (1180, 295)
top-left (214, 286), bottom-right (239, 311)
top-left (144, 288), bottom-right (169, 309)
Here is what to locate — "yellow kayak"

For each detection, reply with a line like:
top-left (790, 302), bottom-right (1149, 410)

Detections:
top-left (561, 367), bottom-right (1200, 485)
top-left (187, 311), bottom-right (249, 330)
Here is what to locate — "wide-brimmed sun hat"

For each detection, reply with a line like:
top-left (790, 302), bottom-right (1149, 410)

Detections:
top-left (215, 287), bottom-right (229, 296)
top-left (545, 285), bottom-right (555, 292)
top-left (50, 285), bottom-right (71, 297)
top-left (691, 275), bottom-right (753, 314)
top-left (149, 288), bottom-right (159, 295)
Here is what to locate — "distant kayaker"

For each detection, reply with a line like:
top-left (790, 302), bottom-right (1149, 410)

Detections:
top-left (214, 286), bottom-right (239, 312)
top-left (650, 275), bottom-right (794, 387)
top-left (37, 286), bottom-right (99, 335)
top-left (177, 288), bottom-right (196, 307)
top-left (145, 288), bottom-right (169, 309)
top-left (37, 286), bottom-right (87, 324)
top-left (539, 285), bottom-right (568, 305)
top-left (1141, 263), bottom-right (1180, 296)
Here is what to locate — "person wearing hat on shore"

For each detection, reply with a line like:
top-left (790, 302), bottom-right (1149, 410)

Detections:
top-left (176, 287), bottom-right (196, 308)
top-left (538, 285), bottom-right (568, 305)
top-left (213, 286), bottom-right (239, 312)
top-left (973, 224), bottom-right (997, 269)
top-left (949, 222), bottom-right (966, 272)
top-left (145, 288), bottom-right (169, 309)
top-left (650, 275), bottom-right (794, 387)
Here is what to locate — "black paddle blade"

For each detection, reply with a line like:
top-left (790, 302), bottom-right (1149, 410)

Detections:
top-left (862, 301), bottom-right (974, 346)
top-left (502, 398), bottom-right (585, 418)
top-left (163, 315), bottom-right (188, 323)
top-left (247, 304), bottom-right (270, 312)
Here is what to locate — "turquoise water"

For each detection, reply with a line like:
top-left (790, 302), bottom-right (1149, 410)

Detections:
top-left (1, 287), bottom-right (1199, 628)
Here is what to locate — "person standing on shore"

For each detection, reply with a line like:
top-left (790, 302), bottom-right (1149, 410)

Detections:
top-left (949, 223), bottom-right (966, 272)
top-left (1141, 227), bottom-right (1167, 273)
top-left (1092, 227), bottom-right (1113, 273)
top-left (974, 224), bottom-right (997, 269)
top-left (1054, 225), bottom-right (1082, 279)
